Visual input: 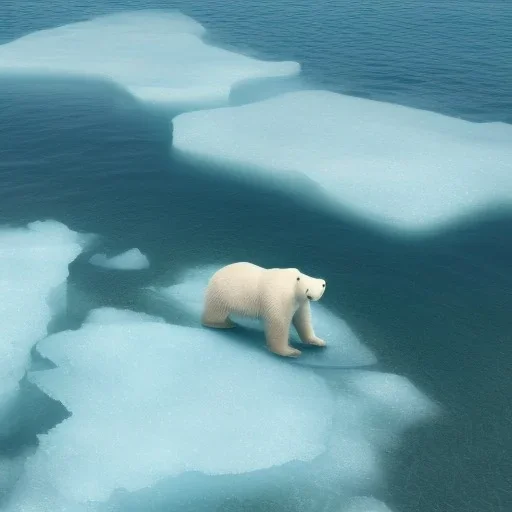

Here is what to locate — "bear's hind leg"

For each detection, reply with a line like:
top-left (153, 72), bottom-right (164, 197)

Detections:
top-left (264, 316), bottom-right (301, 358)
top-left (201, 295), bottom-right (235, 329)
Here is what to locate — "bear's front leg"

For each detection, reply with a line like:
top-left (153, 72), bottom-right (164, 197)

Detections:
top-left (292, 301), bottom-right (326, 347)
top-left (264, 315), bottom-right (301, 358)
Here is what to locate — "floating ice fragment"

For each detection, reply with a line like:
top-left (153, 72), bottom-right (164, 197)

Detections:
top-left (5, 306), bottom-right (437, 511)
top-left (172, 90), bottom-right (512, 232)
top-left (89, 248), bottom-right (150, 270)
top-left (24, 308), bottom-right (333, 504)
top-left (0, 220), bottom-right (86, 427)
top-left (0, 10), bottom-right (300, 111)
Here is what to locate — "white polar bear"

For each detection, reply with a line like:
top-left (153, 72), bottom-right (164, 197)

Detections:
top-left (201, 262), bottom-right (327, 357)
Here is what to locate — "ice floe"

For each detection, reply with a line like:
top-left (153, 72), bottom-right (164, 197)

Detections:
top-left (0, 10), bottom-right (300, 112)
top-left (89, 248), bottom-right (150, 270)
top-left (22, 308), bottom-right (332, 504)
top-left (0, 220), bottom-right (86, 428)
top-left (4, 306), bottom-right (437, 511)
top-left (172, 90), bottom-right (512, 232)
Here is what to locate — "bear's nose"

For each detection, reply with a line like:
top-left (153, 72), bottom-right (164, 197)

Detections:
top-left (322, 283), bottom-right (325, 288)
top-left (307, 295), bottom-right (312, 300)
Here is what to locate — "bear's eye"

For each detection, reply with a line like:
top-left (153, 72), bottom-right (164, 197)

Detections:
top-left (297, 277), bottom-right (300, 281)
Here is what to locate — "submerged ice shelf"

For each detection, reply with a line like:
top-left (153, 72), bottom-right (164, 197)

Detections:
top-left (172, 90), bottom-right (512, 233)
top-left (0, 10), bottom-right (300, 111)
top-left (4, 306), bottom-right (436, 511)
top-left (0, 220), bottom-right (86, 428)
top-left (147, 263), bottom-right (377, 368)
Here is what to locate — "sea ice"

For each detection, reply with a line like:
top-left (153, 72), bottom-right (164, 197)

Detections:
top-left (21, 308), bottom-right (333, 505)
top-left (89, 248), bottom-right (150, 270)
top-left (4, 304), bottom-right (437, 511)
top-left (85, 306), bottom-right (164, 325)
top-left (0, 10), bottom-right (300, 112)
top-left (0, 220), bottom-right (86, 430)
top-left (345, 496), bottom-right (395, 512)
top-left (172, 90), bottom-right (512, 232)
top-left (147, 263), bottom-right (377, 368)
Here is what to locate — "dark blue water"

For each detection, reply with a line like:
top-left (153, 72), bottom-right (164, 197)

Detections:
top-left (1, 2), bottom-right (512, 512)
top-left (2, 0), bottom-right (512, 123)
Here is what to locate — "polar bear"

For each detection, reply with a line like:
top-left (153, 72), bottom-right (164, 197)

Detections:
top-left (201, 262), bottom-right (327, 357)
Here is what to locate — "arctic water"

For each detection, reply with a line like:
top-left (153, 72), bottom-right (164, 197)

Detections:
top-left (0, 1), bottom-right (511, 512)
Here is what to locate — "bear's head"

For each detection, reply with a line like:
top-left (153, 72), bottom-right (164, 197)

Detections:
top-left (293, 270), bottom-right (326, 302)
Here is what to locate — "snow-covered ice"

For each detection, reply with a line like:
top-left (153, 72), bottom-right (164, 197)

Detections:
top-left (0, 10), bottom-right (300, 111)
top-left (85, 306), bottom-right (164, 325)
top-left (0, 220), bottom-right (86, 429)
top-left (147, 263), bottom-right (377, 368)
top-left (172, 90), bottom-right (512, 232)
top-left (19, 308), bottom-right (333, 505)
top-left (2, 303), bottom-right (437, 511)
top-left (89, 248), bottom-right (150, 270)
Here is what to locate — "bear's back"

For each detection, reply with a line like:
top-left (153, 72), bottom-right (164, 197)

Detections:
top-left (207, 263), bottom-right (300, 318)
top-left (207, 262), bottom-right (264, 315)
top-left (213, 262), bottom-right (264, 285)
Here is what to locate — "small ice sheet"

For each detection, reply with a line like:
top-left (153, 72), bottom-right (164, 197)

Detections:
top-left (149, 264), bottom-right (377, 368)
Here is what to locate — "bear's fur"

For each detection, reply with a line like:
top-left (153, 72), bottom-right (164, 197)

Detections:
top-left (201, 262), bottom-right (327, 357)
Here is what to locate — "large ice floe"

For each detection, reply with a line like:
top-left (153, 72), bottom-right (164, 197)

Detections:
top-left (146, 263), bottom-right (377, 369)
top-left (172, 90), bottom-right (512, 233)
top-left (0, 220), bottom-right (86, 431)
top-left (0, 10), bottom-right (300, 111)
top-left (89, 248), bottom-right (150, 270)
top-left (4, 306), bottom-right (437, 511)
top-left (12, 308), bottom-right (331, 508)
